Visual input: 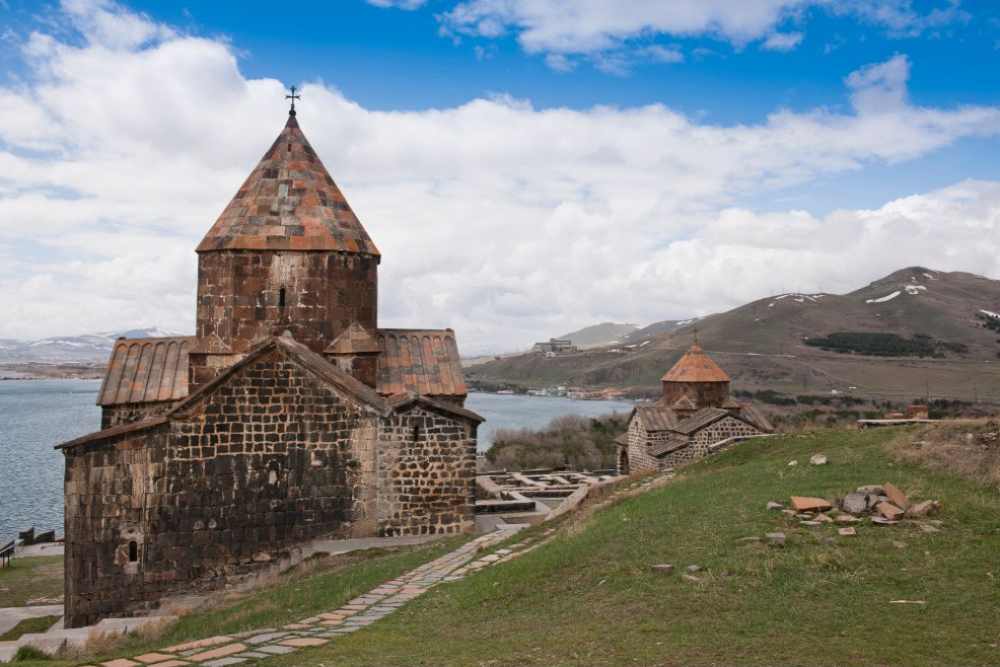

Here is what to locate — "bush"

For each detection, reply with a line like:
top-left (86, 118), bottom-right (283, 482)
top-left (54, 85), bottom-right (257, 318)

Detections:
top-left (14, 646), bottom-right (49, 662)
top-left (487, 413), bottom-right (627, 471)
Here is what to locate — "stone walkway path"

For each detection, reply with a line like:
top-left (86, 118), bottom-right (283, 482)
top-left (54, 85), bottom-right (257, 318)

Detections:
top-left (81, 526), bottom-right (545, 667)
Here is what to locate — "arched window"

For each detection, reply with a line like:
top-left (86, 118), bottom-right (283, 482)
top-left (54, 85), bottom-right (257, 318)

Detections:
top-left (128, 541), bottom-right (138, 562)
top-left (278, 287), bottom-right (286, 309)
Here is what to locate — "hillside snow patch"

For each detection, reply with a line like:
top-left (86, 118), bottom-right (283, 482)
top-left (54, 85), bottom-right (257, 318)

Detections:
top-left (866, 290), bottom-right (901, 304)
top-left (981, 309), bottom-right (1000, 320)
top-left (904, 284), bottom-right (928, 295)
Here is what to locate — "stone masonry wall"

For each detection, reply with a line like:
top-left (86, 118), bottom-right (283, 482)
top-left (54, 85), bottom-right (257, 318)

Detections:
top-left (376, 405), bottom-right (476, 536)
top-left (64, 350), bottom-right (376, 627)
top-left (196, 251), bottom-right (377, 357)
top-left (625, 417), bottom-right (659, 474)
top-left (658, 416), bottom-right (761, 469)
top-left (63, 426), bottom-right (170, 628)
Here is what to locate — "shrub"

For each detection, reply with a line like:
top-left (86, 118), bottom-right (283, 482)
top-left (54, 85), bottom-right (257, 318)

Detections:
top-left (487, 413), bottom-right (627, 471)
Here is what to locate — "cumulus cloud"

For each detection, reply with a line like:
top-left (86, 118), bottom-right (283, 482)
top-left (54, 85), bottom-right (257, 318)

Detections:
top-left (0, 1), bottom-right (998, 353)
top-left (428, 0), bottom-right (970, 70)
top-left (366, 0), bottom-right (427, 9)
top-left (762, 31), bottom-right (804, 51)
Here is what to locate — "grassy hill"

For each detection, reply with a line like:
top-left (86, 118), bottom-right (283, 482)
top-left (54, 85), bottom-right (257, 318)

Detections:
top-left (260, 426), bottom-right (1000, 666)
top-left (468, 267), bottom-right (1000, 402)
top-left (555, 322), bottom-right (639, 349)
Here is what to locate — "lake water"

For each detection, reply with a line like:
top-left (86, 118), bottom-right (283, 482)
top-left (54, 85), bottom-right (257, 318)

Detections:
top-left (0, 380), bottom-right (631, 543)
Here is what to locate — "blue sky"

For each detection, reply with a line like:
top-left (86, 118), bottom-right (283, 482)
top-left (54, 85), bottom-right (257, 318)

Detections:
top-left (0, 1), bottom-right (999, 350)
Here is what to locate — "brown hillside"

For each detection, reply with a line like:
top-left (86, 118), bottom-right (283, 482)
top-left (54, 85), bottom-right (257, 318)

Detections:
top-left (467, 267), bottom-right (1000, 402)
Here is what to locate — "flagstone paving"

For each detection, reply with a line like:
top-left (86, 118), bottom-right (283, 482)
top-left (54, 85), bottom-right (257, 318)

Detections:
top-left (83, 526), bottom-right (540, 667)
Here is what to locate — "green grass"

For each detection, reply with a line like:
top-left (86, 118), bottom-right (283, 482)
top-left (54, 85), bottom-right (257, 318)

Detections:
top-left (0, 557), bottom-right (63, 608)
top-left (14, 538), bottom-right (465, 667)
top-left (262, 428), bottom-right (1000, 667)
top-left (0, 616), bottom-right (60, 642)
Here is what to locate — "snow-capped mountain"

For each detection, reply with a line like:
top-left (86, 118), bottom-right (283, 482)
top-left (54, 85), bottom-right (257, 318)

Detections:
top-left (0, 328), bottom-right (189, 364)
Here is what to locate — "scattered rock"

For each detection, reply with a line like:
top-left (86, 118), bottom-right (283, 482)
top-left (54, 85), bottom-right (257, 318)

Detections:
top-left (857, 485), bottom-right (884, 495)
top-left (766, 532), bottom-right (786, 546)
top-left (736, 536), bottom-right (762, 544)
top-left (682, 574), bottom-right (702, 583)
top-left (800, 520), bottom-right (823, 527)
top-left (889, 599), bottom-right (926, 605)
top-left (875, 501), bottom-right (905, 521)
top-left (791, 496), bottom-right (832, 511)
top-left (814, 513), bottom-right (834, 524)
top-left (883, 482), bottom-right (909, 510)
top-left (809, 454), bottom-right (828, 466)
top-left (838, 527), bottom-right (857, 537)
top-left (835, 514), bottom-right (861, 524)
top-left (917, 522), bottom-right (940, 534)
top-left (870, 516), bottom-right (899, 526)
top-left (686, 564), bottom-right (702, 573)
top-left (766, 501), bottom-right (784, 510)
top-left (650, 564), bottom-right (674, 574)
top-left (841, 492), bottom-right (869, 514)
top-left (907, 500), bottom-right (940, 518)
top-left (796, 513), bottom-right (815, 519)
top-left (781, 509), bottom-right (797, 516)
top-left (788, 460), bottom-right (798, 467)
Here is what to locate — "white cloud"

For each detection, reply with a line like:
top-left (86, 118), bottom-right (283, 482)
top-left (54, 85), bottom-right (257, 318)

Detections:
top-left (0, 3), bottom-right (998, 353)
top-left (762, 31), bottom-right (804, 51)
top-left (366, 0), bottom-right (427, 9)
top-left (430, 0), bottom-right (970, 70)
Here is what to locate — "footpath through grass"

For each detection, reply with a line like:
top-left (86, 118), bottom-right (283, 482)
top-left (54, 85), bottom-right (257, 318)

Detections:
top-left (263, 428), bottom-right (1000, 667)
top-left (14, 537), bottom-right (465, 667)
top-left (0, 557), bottom-right (63, 608)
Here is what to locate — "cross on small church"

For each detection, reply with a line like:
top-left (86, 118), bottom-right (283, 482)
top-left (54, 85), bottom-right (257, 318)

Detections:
top-left (285, 85), bottom-right (301, 115)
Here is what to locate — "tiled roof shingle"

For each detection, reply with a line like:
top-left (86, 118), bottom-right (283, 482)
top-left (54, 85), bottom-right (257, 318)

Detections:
top-left (661, 343), bottom-right (730, 383)
top-left (376, 329), bottom-right (467, 398)
top-left (98, 337), bottom-right (193, 407)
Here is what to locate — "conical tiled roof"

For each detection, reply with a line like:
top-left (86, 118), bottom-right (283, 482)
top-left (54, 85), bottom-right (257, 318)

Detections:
top-left (661, 343), bottom-right (730, 383)
top-left (197, 113), bottom-right (379, 255)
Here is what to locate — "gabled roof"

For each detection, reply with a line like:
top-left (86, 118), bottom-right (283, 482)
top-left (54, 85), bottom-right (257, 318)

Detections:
top-left (386, 392), bottom-right (484, 424)
top-left (325, 322), bottom-right (381, 355)
top-left (56, 417), bottom-right (168, 451)
top-left (675, 407), bottom-right (731, 435)
top-left (196, 114), bottom-right (379, 256)
top-left (661, 343), bottom-right (730, 383)
top-left (649, 434), bottom-right (690, 458)
top-left (631, 404), bottom-right (680, 432)
top-left (98, 336), bottom-right (194, 407)
top-left (376, 329), bottom-right (467, 397)
top-left (170, 334), bottom-right (385, 418)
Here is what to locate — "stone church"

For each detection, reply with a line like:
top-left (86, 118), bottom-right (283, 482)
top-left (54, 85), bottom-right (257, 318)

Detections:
top-left (57, 106), bottom-right (481, 627)
top-left (616, 343), bottom-right (772, 474)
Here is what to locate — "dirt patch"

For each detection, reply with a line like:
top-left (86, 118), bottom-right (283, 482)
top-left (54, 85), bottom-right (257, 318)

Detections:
top-left (891, 420), bottom-right (1000, 485)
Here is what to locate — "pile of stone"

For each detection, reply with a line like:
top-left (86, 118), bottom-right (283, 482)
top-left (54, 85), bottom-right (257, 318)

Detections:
top-left (768, 482), bottom-right (940, 536)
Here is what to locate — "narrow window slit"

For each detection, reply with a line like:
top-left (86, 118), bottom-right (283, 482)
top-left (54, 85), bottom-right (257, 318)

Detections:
top-left (278, 287), bottom-right (286, 308)
top-left (128, 541), bottom-right (138, 562)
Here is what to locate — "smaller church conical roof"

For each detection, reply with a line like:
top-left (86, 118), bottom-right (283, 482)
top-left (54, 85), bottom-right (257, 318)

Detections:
top-left (661, 343), bottom-right (730, 383)
top-left (197, 113), bottom-right (379, 255)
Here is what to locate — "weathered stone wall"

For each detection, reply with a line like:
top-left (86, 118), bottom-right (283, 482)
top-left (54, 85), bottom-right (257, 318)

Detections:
top-left (64, 350), bottom-right (377, 627)
top-left (376, 404), bottom-right (476, 536)
top-left (100, 402), bottom-right (176, 429)
top-left (63, 426), bottom-right (170, 628)
top-left (658, 416), bottom-right (761, 469)
top-left (625, 417), bottom-right (660, 474)
top-left (194, 250), bottom-right (378, 389)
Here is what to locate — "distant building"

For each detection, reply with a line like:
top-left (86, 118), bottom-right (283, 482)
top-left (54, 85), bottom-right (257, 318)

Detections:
top-left (533, 338), bottom-right (577, 354)
top-left (616, 343), bottom-right (771, 474)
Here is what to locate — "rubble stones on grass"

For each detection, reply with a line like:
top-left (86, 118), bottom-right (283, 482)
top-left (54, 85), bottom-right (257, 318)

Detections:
top-left (736, 536), bottom-right (762, 544)
top-left (650, 564), bottom-right (674, 574)
top-left (809, 454), bottom-right (828, 466)
top-left (883, 482), bottom-right (910, 510)
top-left (791, 496), bottom-right (833, 511)
top-left (838, 527), bottom-right (857, 537)
top-left (766, 501), bottom-right (784, 510)
top-left (871, 516), bottom-right (899, 526)
top-left (686, 565), bottom-right (702, 573)
top-left (841, 492), bottom-right (869, 514)
top-left (788, 460), bottom-right (798, 466)
top-left (835, 514), bottom-right (861, 524)
top-left (681, 574), bottom-right (702, 584)
top-left (875, 502), bottom-right (905, 521)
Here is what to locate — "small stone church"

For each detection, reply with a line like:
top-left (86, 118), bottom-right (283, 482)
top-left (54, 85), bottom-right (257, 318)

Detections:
top-left (57, 105), bottom-right (481, 627)
top-left (616, 343), bottom-right (772, 474)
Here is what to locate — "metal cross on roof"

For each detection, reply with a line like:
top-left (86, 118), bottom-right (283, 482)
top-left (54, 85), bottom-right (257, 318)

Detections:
top-left (285, 85), bottom-right (301, 116)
